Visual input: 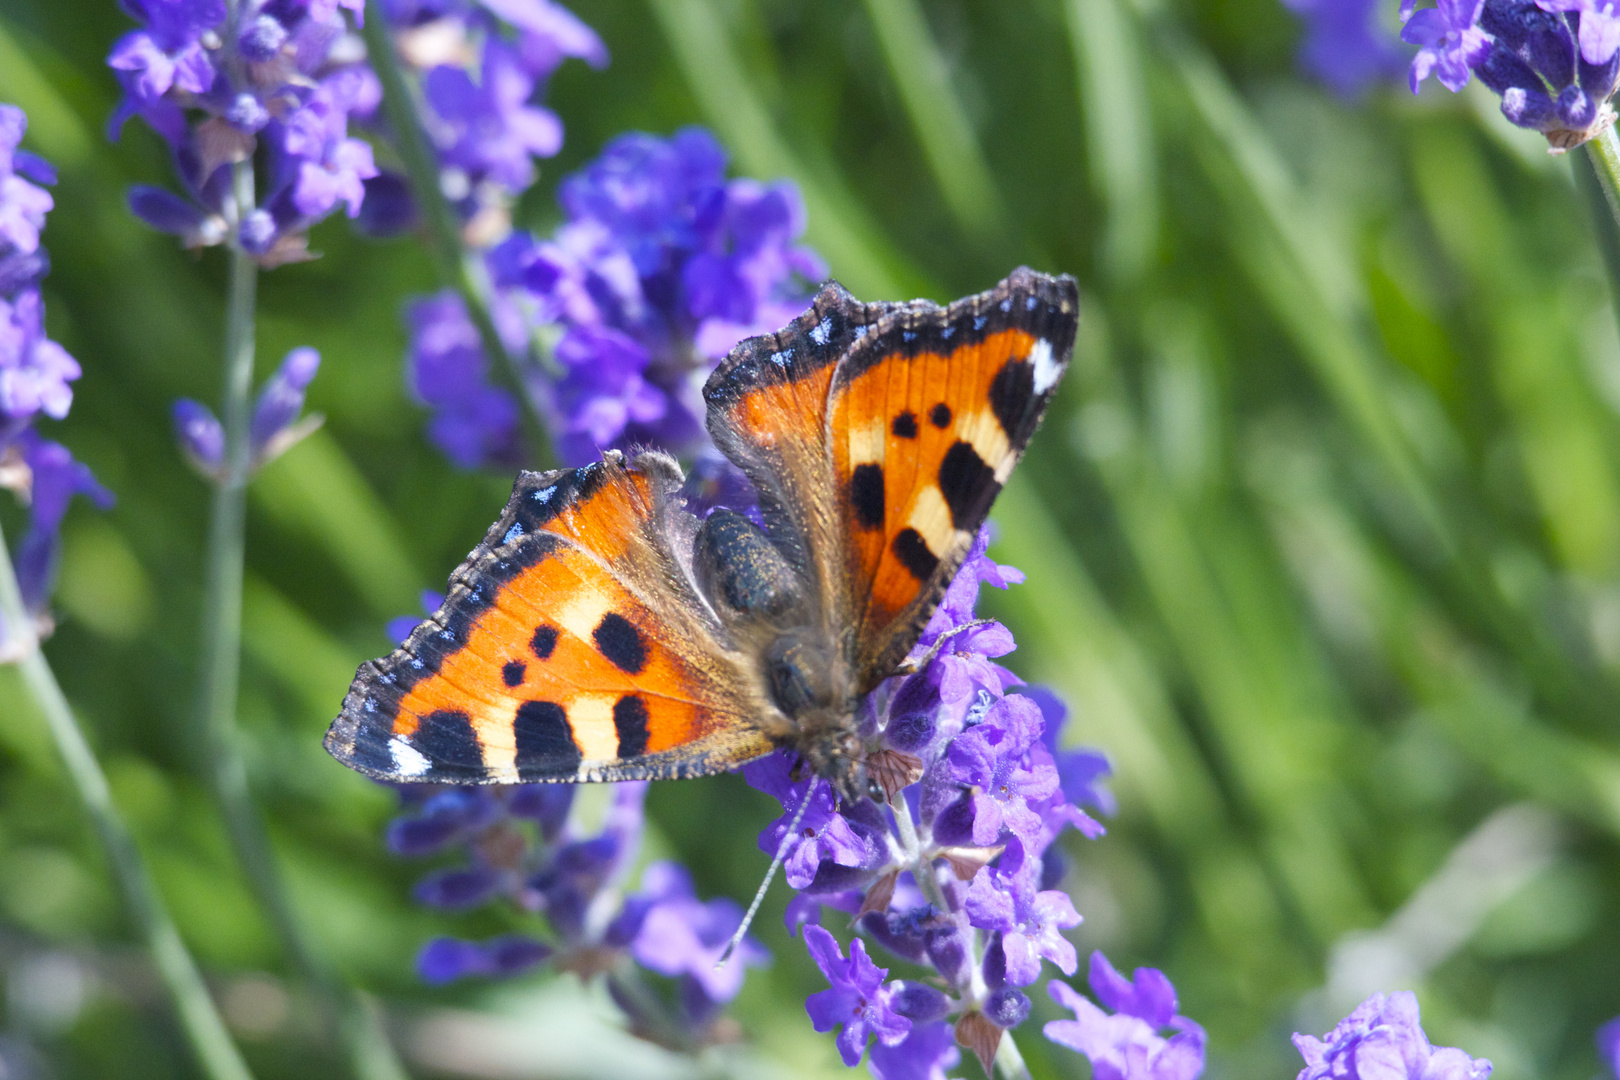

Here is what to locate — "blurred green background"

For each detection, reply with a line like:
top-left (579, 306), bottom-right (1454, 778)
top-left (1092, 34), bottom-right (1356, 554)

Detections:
top-left (1, 0), bottom-right (1618, 1076)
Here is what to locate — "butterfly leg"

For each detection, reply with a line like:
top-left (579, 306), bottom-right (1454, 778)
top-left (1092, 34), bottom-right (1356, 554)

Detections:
top-left (888, 619), bottom-right (997, 679)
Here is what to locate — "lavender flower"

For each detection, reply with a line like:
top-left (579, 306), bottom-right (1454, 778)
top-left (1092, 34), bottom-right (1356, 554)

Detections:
top-left (803, 925), bottom-right (910, 1067)
top-left (173, 346), bottom-right (324, 477)
top-left (1293, 992), bottom-right (1492, 1080)
top-left (1044, 952), bottom-right (1206, 1080)
top-left (1599, 1015), bottom-right (1620, 1079)
top-left (0, 105), bottom-right (112, 639)
top-left (111, 0), bottom-right (380, 262)
top-left (1281, 0), bottom-right (1408, 96)
top-left (1404, 0), bottom-right (1493, 90)
top-left (484, 126), bottom-right (824, 466)
top-left (1402, 0), bottom-right (1620, 149)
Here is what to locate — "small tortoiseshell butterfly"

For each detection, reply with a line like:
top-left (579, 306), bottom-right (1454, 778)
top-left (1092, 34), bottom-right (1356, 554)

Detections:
top-left (324, 267), bottom-right (1078, 801)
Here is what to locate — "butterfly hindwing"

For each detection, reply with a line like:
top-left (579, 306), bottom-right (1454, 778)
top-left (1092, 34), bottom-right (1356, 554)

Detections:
top-left (325, 452), bottom-right (775, 784)
top-left (829, 268), bottom-right (1079, 687)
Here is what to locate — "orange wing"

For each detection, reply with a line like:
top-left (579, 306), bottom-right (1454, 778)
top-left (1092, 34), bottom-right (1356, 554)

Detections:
top-left (324, 452), bottom-right (775, 784)
top-left (830, 269), bottom-right (1079, 685)
top-left (703, 268), bottom-right (1078, 694)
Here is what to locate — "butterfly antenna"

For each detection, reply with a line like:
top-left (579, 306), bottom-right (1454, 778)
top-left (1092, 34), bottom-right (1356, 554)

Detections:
top-left (716, 788), bottom-right (813, 969)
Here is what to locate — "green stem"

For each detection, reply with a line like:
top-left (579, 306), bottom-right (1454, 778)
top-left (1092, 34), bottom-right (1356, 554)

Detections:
top-left (1583, 125), bottom-right (1620, 236)
top-left (360, 1), bottom-right (554, 466)
top-left (0, 528), bottom-right (255, 1080)
top-left (1579, 130), bottom-right (1620, 330)
top-left (993, 1032), bottom-right (1034, 1080)
top-left (196, 162), bottom-right (410, 1080)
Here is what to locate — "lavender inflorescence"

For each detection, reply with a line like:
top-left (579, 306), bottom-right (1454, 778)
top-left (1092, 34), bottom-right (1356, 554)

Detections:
top-left (745, 528), bottom-right (1114, 1076)
top-left (1403, 0), bottom-right (1620, 150)
top-left (0, 104), bottom-right (113, 641)
top-left (386, 777), bottom-right (767, 1051)
top-left (111, 0), bottom-right (380, 264)
top-left (406, 123), bottom-right (824, 473)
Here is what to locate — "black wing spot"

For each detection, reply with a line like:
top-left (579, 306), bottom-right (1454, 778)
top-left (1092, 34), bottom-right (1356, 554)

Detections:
top-left (594, 612), bottom-right (647, 674)
top-left (892, 411), bottom-right (918, 439)
top-left (502, 660), bottom-right (527, 687)
top-left (413, 710), bottom-right (484, 771)
top-left (531, 624), bottom-right (558, 659)
top-left (989, 358), bottom-right (1035, 439)
top-left (614, 694), bottom-right (651, 759)
top-left (893, 528), bottom-right (940, 581)
top-left (514, 700), bottom-right (581, 776)
top-left (930, 403), bottom-right (953, 428)
top-left (851, 464), bottom-right (885, 529)
top-left (939, 441), bottom-right (1000, 530)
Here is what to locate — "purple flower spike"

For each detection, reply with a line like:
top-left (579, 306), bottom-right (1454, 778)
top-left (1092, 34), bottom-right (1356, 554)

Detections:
top-left (868, 1020), bottom-right (960, 1080)
top-left (1403, 0), bottom-right (1492, 91)
top-left (1045, 959), bottom-right (1206, 1080)
top-left (1599, 1016), bottom-right (1620, 1079)
top-left (802, 925), bottom-right (910, 1067)
top-left (1293, 992), bottom-right (1492, 1080)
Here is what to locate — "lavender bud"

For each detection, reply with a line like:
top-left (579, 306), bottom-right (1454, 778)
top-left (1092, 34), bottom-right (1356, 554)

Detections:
top-left (172, 399), bottom-right (224, 472)
top-left (925, 926), bottom-right (970, 986)
top-left (891, 981), bottom-right (951, 1023)
top-left (885, 671), bottom-right (940, 752)
top-left (128, 185), bottom-right (210, 238)
top-left (412, 867), bottom-right (504, 910)
top-left (417, 938), bottom-right (486, 984)
top-left (238, 210), bottom-right (276, 253)
top-left (354, 172), bottom-right (417, 238)
top-left (249, 346), bottom-right (320, 458)
top-left (224, 92), bottom-right (269, 133)
top-left (237, 15), bottom-right (288, 61)
top-left (487, 935), bottom-right (552, 976)
top-left (385, 815), bottom-right (463, 856)
top-left (985, 987), bottom-right (1031, 1029)
top-left (507, 784), bottom-right (575, 840)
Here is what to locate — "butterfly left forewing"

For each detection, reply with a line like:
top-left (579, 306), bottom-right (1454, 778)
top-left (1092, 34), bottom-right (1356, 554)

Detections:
top-left (325, 452), bottom-right (776, 785)
top-left (827, 268), bottom-right (1079, 689)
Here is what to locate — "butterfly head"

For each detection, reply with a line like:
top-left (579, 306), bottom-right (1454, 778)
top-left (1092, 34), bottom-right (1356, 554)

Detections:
top-left (763, 632), bottom-right (881, 803)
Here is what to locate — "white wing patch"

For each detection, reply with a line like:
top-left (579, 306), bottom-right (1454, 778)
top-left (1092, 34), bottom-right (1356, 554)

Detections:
top-left (1029, 338), bottom-right (1062, 394)
top-left (390, 738), bottom-right (432, 777)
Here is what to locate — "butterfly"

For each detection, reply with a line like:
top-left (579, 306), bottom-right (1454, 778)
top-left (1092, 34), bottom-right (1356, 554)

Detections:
top-left (324, 267), bottom-right (1078, 803)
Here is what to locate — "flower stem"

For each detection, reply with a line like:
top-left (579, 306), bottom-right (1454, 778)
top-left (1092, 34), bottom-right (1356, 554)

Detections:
top-left (1584, 125), bottom-right (1620, 237)
top-left (0, 524), bottom-right (256, 1080)
top-left (993, 1030), bottom-right (1035, 1080)
top-left (1579, 132), bottom-right (1620, 331)
top-left (359, 0), bottom-right (555, 466)
top-left (194, 161), bottom-right (411, 1080)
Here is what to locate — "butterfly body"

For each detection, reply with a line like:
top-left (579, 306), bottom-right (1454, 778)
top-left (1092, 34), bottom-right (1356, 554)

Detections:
top-left (324, 268), bottom-right (1079, 800)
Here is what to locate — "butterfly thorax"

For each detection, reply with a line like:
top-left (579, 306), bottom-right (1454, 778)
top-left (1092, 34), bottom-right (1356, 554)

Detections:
top-left (692, 507), bottom-right (872, 801)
